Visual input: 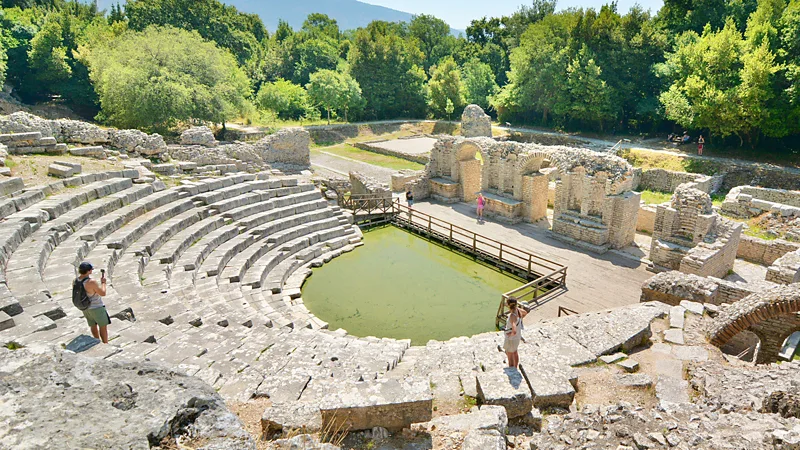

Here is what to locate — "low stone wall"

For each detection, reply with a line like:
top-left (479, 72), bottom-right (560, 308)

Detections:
top-left (429, 177), bottom-right (460, 203)
top-left (637, 168), bottom-right (719, 194)
top-left (354, 140), bottom-right (431, 164)
top-left (766, 250), bottom-right (800, 284)
top-left (736, 235), bottom-right (800, 266)
top-left (640, 270), bottom-right (779, 306)
top-left (721, 185), bottom-right (800, 218)
top-left (391, 170), bottom-right (425, 192)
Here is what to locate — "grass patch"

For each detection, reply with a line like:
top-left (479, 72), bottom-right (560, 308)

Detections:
top-left (711, 193), bottom-right (726, 207)
top-left (620, 148), bottom-right (722, 175)
top-left (744, 214), bottom-right (778, 240)
top-left (314, 144), bottom-right (425, 171)
top-left (640, 190), bottom-right (673, 205)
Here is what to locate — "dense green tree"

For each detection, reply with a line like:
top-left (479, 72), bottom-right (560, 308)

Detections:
top-left (302, 13), bottom-right (339, 41)
top-left (86, 26), bottom-right (252, 130)
top-left (0, 40), bottom-right (6, 85)
top-left (27, 19), bottom-right (71, 85)
top-left (256, 78), bottom-right (314, 120)
top-left (409, 14), bottom-right (454, 72)
top-left (306, 69), bottom-right (362, 123)
top-left (461, 58), bottom-right (498, 111)
top-left (658, 18), bottom-right (780, 144)
top-left (125, 0), bottom-right (267, 64)
top-left (348, 21), bottom-right (427, 119)
top-left (428, 56), bottom-right (465, 118)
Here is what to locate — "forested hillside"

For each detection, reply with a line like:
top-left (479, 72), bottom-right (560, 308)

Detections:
top-left (0, 0), bottom-right (798, 150)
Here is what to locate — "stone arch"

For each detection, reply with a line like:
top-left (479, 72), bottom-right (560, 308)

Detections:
top-left (455, 141), bottom-right (484, 162)
top-left (453, 141), bottom-right (485, 202)
top-left (516, 151), bottom-right (550, 176)
top-left (709, 285), bottom-right (800, 363)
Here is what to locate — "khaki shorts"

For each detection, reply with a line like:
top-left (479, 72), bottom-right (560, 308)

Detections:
top-left (503, 336), bottom-right (521, 353)
top-left (84, 307), bottom-right (111, 327)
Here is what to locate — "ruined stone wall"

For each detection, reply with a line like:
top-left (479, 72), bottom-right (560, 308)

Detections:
top-left (679, 217), bottom-right (742, 279)
top-left (650, 184), bottom-right (739, 277)
top-left (608, 192), bottom-right (642, 249)
top-left (765, 250), bottom-right (800, 284)
top-left (640, 271), bottom-right (779, 307)
top-left (721, 185), bottom-right (800, 218)
top-left (257, 128), bottom-right (311, 168)
top-left (637, 168), bottom-right (717, 194)
top-left (391, 170), bottom-right (426, 192)
top-left (521, 174), bottom-right (548, 223)
top-left (737, 236), bottom-right (800, 266)
top-left (636, 204), bottom-right (657, 233)
top-left (750, 314), bottom-right (800, 364)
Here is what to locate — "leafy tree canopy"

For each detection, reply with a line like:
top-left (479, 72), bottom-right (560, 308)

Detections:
top-left (86, 25), bottom-right (252, 130)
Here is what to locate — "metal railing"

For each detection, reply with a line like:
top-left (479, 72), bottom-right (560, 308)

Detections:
top-left (557, 306), bottom-right (579, 317)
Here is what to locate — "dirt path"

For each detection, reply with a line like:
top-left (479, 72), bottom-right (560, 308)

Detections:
top-left (310, 148), bottom-right (397, 183)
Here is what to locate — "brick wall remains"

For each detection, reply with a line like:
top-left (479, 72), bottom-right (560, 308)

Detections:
top-left (637, 204), bottom-right (657, 233)
top-left (750, 314), bottom-right (800, 364)
top-left (737, 235), bottom-right (800, 265)
top-left (721, 185), bottom-right (800, 218)
top-left (766, 250), bottom-right (800, 284)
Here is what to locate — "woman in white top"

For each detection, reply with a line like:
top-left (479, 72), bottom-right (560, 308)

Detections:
top-left (503, 297), bottom-right (527, 368)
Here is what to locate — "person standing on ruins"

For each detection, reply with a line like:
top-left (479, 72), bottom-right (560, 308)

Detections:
top-left (477, 193), bottom-right (486, 221)
top-left (406, 189), bottom-right (414, 207)
top-left (697, 135), bottom-right (705, 156)
top-left (503, 298), bottom-right (527, 368)
top-left (73, 262), bottom-right (110, 344)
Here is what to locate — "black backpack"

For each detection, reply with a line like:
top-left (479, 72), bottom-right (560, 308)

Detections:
top-left (72, 277), bottom-right (91, 311)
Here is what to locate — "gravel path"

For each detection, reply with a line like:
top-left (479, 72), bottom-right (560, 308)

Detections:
top-left (311, 150), bottom-right (396, 184)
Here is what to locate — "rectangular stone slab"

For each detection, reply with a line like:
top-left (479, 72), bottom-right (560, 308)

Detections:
top-left (318, 378), bottom-right (432, 432)
top-left (523, 366), bottom-right (575, 409)
top-left (476, 368), bottom-right (532, 418)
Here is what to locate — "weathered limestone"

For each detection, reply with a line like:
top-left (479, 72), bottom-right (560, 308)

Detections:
top-left (69, 146), bottom-right (106, 158)
top-left (461, 104), bottom-right (492, 138)
top-left (636, 168), bottom-right (720, 194)
top-left (48, 163), bottom-right (75, 178)
top-left (722, 185), bottom-right (800, 218)
top-left (476, 368), bottom-right (532, 418)
top-left (462, 429), bottom-right (506, 450)
top-left (256, 127), bottom-right (311, 168)
top-left (109, 129), bottom-right (167, 156)
top-left (0, 345), bottom-right (255, 449)
top-left (650, 184), bottom-right (742, 278)
top-left (180, 126), bottom-right (218, 147)
top-left (766, 249), bottom-right (800, 284)
top-left (318, 378), bottom-right (432, 431)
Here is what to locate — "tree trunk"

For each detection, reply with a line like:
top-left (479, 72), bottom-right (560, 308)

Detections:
top-left (326, 108), bottom-right (330, 125)
top-left (344, 108), bottom-right (348, 123)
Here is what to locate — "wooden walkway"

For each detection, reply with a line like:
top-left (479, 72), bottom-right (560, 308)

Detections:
top-left (406, 200), bottom-right (652, 325)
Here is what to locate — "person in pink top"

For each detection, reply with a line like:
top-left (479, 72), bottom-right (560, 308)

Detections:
top-left (477, 193), bottom-right (485, 221)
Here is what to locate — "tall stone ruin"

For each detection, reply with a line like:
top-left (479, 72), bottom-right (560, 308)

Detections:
top-left (461, 105), bottom-right (492, 138)
top-left (650, 183), bottom-right (742, 278)
top-left (552, 166), bottom-right (640, 252)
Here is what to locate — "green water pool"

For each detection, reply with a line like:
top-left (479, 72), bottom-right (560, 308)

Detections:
top-left (301, 226), bottom-right (521, 344)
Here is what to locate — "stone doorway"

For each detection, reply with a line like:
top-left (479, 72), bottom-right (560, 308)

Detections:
top-left (456, 141), bottom-right (483, 202)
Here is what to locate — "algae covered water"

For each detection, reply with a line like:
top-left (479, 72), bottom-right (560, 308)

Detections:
top-left (301, 226), bottom-right (521, 344)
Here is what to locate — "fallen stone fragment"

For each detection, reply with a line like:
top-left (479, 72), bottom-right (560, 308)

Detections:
top-left (669, 305), bottom-right (685, 329)
top-left (617, 359), bottom-right (640, 373)
top-left (672, 346), bottom-right (708, 362)
top-left (600, 352), bottom-right (627, 364)
top-left (663, 328), bottom-right (684, 345)
top-left (680, 300), bottom-right (705, 315)
top-left (48, 163), bottom-right (74, 178)
top-left (615, 374), bottom-right (653, 388)
top-left (462, 429), bottom-right (506, 450)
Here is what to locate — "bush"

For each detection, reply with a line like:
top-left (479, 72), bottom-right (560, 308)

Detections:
top-left (255, 78), bottom-right (316, 121)
top-left (85, 26), bottom-right (252, 131)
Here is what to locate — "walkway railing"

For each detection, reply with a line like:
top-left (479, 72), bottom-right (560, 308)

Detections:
top-left (337, 193), bottom-right (394, 219)
top-left (338, 196), bottom-right (569, 329)
top-left (557, 306), bottom-right (579, 317)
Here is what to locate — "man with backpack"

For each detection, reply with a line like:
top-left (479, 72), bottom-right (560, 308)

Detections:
top-left (73, 262), bottom-right (110, 344)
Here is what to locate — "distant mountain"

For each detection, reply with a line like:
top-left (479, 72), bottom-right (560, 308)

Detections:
top-left (96, 0), bottom-right (463, 34)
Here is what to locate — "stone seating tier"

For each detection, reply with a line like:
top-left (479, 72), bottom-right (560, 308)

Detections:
top-left (0, 170), bottom-right (676, 431)
top-left (0, 131), bottom-right (68, 155)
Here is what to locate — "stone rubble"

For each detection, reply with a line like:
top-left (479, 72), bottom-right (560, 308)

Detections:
top-left (180, 126), bottom-right (218, 147)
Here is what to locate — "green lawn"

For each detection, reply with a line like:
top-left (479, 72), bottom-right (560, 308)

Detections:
top-left (640, 190), bottom-right (673, 205)
top-left (313, 144), bottom-right (425, 171)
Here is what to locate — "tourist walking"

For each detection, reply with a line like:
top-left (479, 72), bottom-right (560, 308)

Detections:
top-left (477, 193), bottom-right (486, 221)
top-left (503, 298), bottom-right (527, 369)
top-left (72, 262), bottom-right (110, 344)
top-left (406, 189), bottom-right (414, 207)
top-left (697, 135), bottom-right (705, 156)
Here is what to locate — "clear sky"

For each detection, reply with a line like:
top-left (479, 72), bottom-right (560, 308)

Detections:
top-left (361, 0), bottom-right (665, 30)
